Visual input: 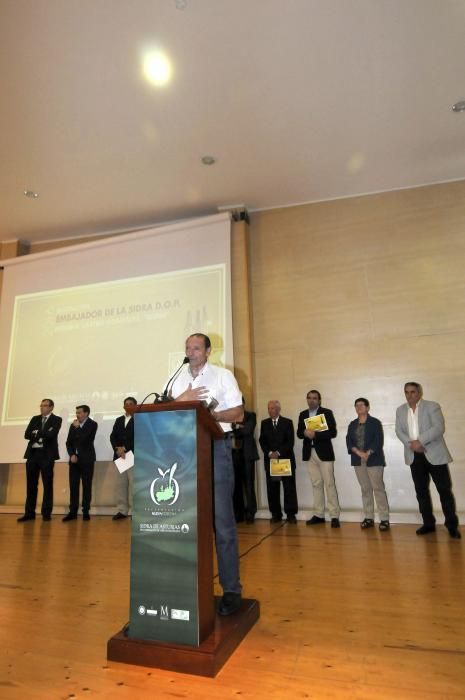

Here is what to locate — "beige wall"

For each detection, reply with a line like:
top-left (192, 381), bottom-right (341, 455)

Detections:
top-left (249, 180), bottom-right (465, 516)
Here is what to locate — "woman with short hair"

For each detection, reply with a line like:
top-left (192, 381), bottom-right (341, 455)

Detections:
top-left (346, 398), bottom-right (390, 531)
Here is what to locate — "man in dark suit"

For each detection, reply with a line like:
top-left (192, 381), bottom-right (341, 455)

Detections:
top-left (18, 399), bottom-right (62, 522)
top-left (259, 400), bottom-right (298, 524)
top-left (110, 396), bottom-right (136, 520)
top-left (63, 405), bottom-right (98, 521)
top-left (232, 403), bottom-right (260, 523)
top-left (297, 389), bottom-right (341, 528)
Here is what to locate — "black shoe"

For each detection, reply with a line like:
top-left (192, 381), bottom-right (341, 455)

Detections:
top-left (62, 513), bottom-right (77, 522)
top-left (112, 512), bottom-right (127, 521)
top-left (245, 515), bottom-right (255, 524)
top-left (17, 514), bottom-right (35, 522)
top-left (218, 592), bottom-right (241, 616)
top-left (416, 524), bottom-right (436, 535)
top-left (270, 515), bottom-right (283, 523)
top-left (379, 520), bottom-right (390, 531)
top-left (448, 528), bottom-right (461, 539)
top-left (306, 516), bottom-right (325, 525)
top-left (83, 513), bottom-right (90, 521)
top-left (331, 518), bottom-right (341, 528)
top-left (42, 515), bottom-right (51, 521)
top-left (361, 518), bottom-right (374, 529)
top-left (286, 515), bottom-right (297, 524)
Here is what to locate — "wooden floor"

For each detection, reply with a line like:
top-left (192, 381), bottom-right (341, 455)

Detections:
top-left (0, 514), bottom-right (464, 700)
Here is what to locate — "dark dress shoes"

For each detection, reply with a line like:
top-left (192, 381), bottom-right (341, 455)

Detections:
top-left (112, 512), bottom-right (127, 521)
top-left (245, 515), bottom-right (255, 524)
top-left (62, 513), bottom-right (77, 522)
top-left (17, 514), bottom-right (35, 522)
top-left (218, 592), bottom-right (241, 616)
top-left (270, 515), bottom-right (283, 523)
top-left (331, 518), bottom-right (341, 528)
top-left (306, 515), bottom-right (325, 525)
top-left (83, 513), bottom-right (90, 521)
top-left (42, 515), bottom-right (51, 521)
top-left (286, 515), bottom-right (297, 524)
top-left (448, 528), bottom-right (461, 539)
top-left (416, 525), bottom-right (436, 535)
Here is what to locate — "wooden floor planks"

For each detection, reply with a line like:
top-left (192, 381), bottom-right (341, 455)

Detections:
top-left (0, 515), bottom-right (463, 699)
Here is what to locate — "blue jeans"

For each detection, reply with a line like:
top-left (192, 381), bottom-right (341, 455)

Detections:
top-left (213, 438), bottom-right (242, 594)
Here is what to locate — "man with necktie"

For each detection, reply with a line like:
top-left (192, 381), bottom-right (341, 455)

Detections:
top-left (259, 400), bottom-right (298, 523)
top-left (18, 399), bottom-right (62, 522)
top-left (63, 405), bottom-right (98, 521)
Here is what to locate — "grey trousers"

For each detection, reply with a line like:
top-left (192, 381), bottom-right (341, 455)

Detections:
top-left (354, 465), bottom-right (389, 521)
top-left (115, 466), bottom-right (133, 515)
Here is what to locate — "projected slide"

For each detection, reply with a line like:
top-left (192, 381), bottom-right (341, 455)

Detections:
top-left (2, 264), bottom-right (226, 427)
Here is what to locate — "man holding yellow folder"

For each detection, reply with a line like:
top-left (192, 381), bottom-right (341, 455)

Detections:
top-left (297, 389), bottom-right (341, 528)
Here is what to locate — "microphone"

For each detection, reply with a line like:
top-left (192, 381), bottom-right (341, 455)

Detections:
top-left (162, 356), bottom-right (189, 401)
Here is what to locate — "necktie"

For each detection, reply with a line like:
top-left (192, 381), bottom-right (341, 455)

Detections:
top-left (273, 420), bottom-right (277, 429)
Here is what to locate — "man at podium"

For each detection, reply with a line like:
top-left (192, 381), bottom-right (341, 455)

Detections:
top-left (168, 333), bottom-right (244, 616)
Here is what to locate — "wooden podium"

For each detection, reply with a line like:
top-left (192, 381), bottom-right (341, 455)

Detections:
top-left (107, 401), bottom-right (259, 676)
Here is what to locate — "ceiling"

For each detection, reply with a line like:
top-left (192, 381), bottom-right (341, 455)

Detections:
top-left (1, 0), bottom-right (465, 244)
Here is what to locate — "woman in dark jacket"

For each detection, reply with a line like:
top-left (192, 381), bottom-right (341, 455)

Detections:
top-left (346, 398), bottom-right (390, 531)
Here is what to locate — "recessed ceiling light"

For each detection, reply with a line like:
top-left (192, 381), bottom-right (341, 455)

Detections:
top-left (23, 190), bottom-right (39, 199)
top-left (142, 50), bottom-right (172, 87)
top-left (201, 155), bottom-right (216, 166)
top-left (452, 100), bottom-right (465, 112)
top-left (175, 0), bottom-right (187, 9)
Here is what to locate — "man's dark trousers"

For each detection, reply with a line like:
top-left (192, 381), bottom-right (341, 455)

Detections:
top-left (68, 460), bottom-right (95, 515)
top-left (410, 452), bottom-right (458, 530)
top-left (25, 450), bottom-right (54, 518)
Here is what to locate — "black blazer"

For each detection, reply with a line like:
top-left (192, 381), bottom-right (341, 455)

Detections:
top-left (110, 415), bottom-right (134, 460)
top-left (232, 411), bottom-right (260, 462)
top-left (259, 416), bottom-right (296, 471)
top-left (297, 407), bottom-right (337, 461)
top-left (346, 414), bottom-right (386, 467)
top-left (66, 418), bottom-right (98, 463)
top-left (24, 413), bottom-right (62, 460)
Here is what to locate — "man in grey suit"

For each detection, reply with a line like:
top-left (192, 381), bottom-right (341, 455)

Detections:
top-left (395, 382), bottom-right (460, 539)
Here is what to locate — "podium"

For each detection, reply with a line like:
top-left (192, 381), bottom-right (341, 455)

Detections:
top-left (107, 401), bottom-right (259, 676)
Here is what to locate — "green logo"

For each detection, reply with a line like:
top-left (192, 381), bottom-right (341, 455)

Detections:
top-left (150, 462), bottom-right (180, 506)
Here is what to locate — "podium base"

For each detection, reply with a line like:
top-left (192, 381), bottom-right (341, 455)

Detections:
top-left (107, 597), bottom-right (260, 678)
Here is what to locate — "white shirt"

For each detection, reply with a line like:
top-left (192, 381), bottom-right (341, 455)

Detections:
top-left (407, 399), bottom-right (421, 440)
top-left (170, 362), bottom-right (242, 432)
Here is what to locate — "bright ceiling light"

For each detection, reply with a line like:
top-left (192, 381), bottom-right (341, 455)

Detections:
top-left (142, 50), bottom-right (172, 87)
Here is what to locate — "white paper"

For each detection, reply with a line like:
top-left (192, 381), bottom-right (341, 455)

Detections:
top-left (115, 450), bottom-right (134, 474)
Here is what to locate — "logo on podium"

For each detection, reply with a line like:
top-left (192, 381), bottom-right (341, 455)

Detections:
top-left (150, 463), bottom-right (180, 506)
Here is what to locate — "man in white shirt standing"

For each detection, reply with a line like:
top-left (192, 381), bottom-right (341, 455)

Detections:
top-left (110, 396), bottom-right (137, 520)
top-left (169, 333), bottom-right (244, 615)
top-left (395, 382), bottom-right (460, 539)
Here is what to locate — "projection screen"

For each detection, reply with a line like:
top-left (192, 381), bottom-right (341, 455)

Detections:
top-left (0, 213), bottom-right (232, 462)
